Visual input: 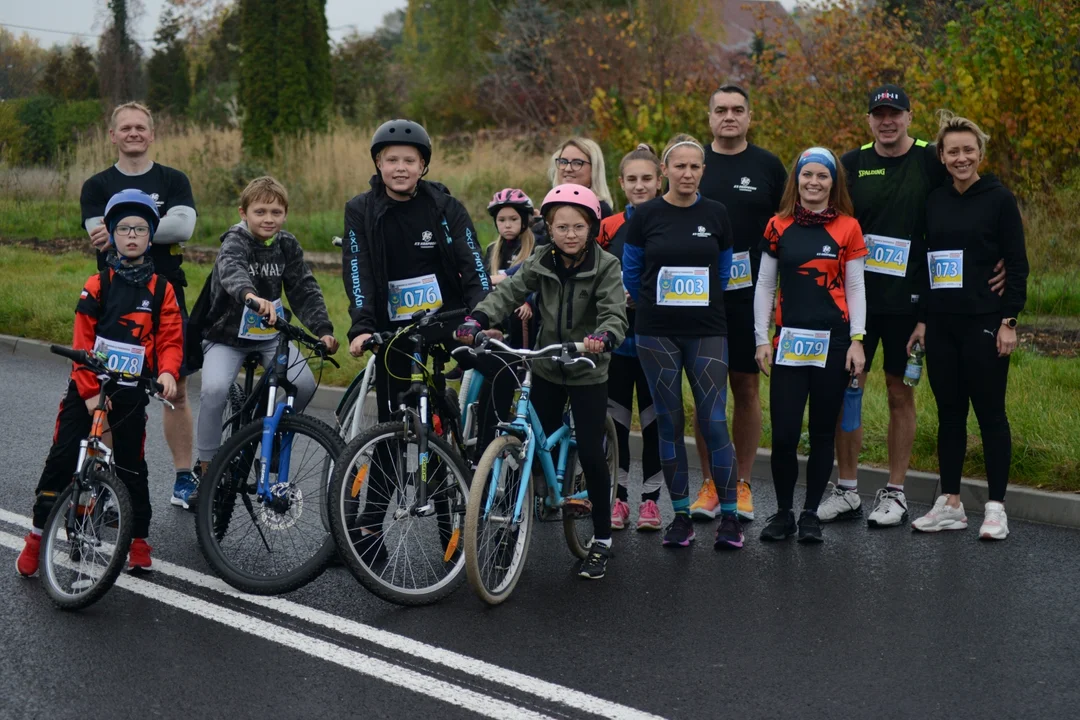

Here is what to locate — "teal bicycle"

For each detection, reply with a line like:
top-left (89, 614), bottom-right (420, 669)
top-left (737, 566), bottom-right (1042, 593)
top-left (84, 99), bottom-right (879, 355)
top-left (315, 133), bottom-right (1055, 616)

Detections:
top-left (455, 337), bottom-right (617, 605)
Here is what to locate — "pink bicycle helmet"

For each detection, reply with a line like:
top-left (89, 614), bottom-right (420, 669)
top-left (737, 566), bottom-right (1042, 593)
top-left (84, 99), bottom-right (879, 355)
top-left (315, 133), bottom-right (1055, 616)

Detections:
top-left (540, 184), bottom-right (601, 221)
top-left (487, 188), bottom-right (534, 225)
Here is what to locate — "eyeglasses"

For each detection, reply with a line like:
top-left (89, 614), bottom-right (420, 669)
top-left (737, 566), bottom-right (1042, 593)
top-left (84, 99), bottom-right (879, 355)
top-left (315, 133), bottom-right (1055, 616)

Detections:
top-left (553, 223), bottom-right (589, 238)
top-left (115, 225), bottom-right (150, 237)
top-left (555, 158), bottom-right (591, 171)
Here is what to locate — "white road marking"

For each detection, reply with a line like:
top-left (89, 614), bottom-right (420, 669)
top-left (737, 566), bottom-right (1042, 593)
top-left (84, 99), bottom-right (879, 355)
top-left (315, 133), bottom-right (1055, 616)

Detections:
top-left (0, 507), bottom-right (665, 720)
top-left (0, 528), bottom-right (554, 720)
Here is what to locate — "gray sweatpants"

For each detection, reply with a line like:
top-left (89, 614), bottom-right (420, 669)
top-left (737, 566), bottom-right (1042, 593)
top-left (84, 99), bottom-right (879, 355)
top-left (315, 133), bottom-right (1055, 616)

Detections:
top-left (196, 339), bottom-right (317, 460)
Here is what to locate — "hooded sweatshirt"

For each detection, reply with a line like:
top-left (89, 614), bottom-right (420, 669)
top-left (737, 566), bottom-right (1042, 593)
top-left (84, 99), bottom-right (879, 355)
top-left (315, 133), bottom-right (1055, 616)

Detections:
top-left (921, 175), bottom-right (1029, 319)
top-left (203, 223), bottom-right (333, 347)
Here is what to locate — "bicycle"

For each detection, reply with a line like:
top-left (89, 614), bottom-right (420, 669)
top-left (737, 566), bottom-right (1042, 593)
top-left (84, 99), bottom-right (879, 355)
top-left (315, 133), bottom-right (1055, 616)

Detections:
top-left (455, 337), bottom-right (618, 606)
top-left (41, 345), bottom-right (174, 611)
top-left (194, 299), bottom-right (344, 595)
top-left (326, 308), bottom-right (474, 606)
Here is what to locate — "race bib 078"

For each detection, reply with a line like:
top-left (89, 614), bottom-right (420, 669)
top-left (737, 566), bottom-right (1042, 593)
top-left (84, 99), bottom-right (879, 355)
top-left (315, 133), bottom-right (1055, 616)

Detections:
top-left (93, 336), bottom-right (145, 378)
top-left (656, 266), bottom-right (709, 307)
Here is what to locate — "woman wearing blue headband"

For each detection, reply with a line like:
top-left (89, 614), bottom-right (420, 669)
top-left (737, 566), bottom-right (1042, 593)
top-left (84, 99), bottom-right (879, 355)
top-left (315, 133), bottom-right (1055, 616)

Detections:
top-left (753, 146), bottom-right (868, 543)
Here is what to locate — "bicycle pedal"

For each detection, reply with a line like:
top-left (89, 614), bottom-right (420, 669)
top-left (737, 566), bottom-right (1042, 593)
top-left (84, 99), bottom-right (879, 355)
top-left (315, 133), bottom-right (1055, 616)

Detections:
top-left (562, 498), bottom-right (593, 519)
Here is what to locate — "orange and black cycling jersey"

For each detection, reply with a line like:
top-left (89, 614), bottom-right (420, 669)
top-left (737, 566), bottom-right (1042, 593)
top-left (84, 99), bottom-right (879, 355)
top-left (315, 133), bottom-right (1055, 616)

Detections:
top-left (72, 270), bottom-right (183, 399)
top-left (763, 214), bottom-right (868, 340)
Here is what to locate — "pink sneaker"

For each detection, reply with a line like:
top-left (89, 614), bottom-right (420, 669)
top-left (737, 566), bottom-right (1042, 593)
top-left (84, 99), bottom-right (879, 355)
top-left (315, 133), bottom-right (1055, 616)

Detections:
top-left (636, 500), bottom-right (662, 531)
top-left (610, 499), bottom-right (631, 530)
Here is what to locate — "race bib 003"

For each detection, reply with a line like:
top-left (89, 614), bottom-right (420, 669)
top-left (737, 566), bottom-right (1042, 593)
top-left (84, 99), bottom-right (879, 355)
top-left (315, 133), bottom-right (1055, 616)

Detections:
top-left (776, 327), bottom-right (830, 368)
top-left (865, 235), bottom-right (911, 277)
top-left (93, 336), bottom-right (145, 379)
top-left (388, 274), bottom-right (443, 322)
top-left (656, 266), bottom-right (709, 307)
top-left (238, 298), bottom-right (284, 340)
top-left (726, 251), bottom-right (752, 291)
top-left (928, 250), bottom-right (963, 289)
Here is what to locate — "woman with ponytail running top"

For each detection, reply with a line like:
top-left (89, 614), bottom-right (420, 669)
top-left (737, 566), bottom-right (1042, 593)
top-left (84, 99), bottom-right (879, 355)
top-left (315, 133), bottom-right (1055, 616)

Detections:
top-left (754, 147), bottom-right (868, 544)
top-left (622, 133), bottom-right (742, 550)
top-left (600, 144), bottom-right (665, 532)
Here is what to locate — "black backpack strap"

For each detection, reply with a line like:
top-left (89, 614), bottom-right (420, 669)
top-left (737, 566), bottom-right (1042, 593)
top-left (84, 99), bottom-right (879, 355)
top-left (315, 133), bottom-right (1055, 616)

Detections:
top-left (151, 274), bottom-right (167, 374)
top-left (97, 268), bottom-right (110, 316)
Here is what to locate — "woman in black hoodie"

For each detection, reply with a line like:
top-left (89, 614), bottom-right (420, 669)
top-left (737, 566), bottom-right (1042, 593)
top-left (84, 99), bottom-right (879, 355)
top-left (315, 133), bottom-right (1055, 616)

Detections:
top-left (909, 112), bottom-right (1029, 540)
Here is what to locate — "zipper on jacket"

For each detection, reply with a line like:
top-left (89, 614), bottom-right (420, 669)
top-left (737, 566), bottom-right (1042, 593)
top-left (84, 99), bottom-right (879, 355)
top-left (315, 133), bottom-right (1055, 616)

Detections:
top-left (566, 278), bottom-right (574, 331)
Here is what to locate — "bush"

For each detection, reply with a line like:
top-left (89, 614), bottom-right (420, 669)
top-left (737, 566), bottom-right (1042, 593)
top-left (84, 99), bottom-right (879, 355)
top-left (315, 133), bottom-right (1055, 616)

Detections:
top-left (15, 96), bottom-right (59, 165)
top-left (0, 102), bottom-right (26, 164)
top-left (51, 100), bottom-right (103, 155)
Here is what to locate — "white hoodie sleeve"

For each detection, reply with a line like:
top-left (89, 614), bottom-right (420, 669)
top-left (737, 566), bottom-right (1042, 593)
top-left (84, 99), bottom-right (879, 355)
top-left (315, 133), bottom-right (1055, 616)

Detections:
top-left (845, 257), bottom-right (866, 338)
top-left (753, 253), bottom-right (778, 347)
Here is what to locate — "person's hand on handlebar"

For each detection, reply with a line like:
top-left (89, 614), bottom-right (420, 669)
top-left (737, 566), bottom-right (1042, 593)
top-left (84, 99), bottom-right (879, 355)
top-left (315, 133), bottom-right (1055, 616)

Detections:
top-left (455, 316), bottom-right (484, 345)
top-left (244, 293), bottom-right (277, 326)
top-left (319, 335), bottom-right (339, 355)
top-left (349, 333), bottom-right (372, 357)
top-left (157, 372), bottom-right (177, 401)
top-left (583, 331), bottom-right (615, 354)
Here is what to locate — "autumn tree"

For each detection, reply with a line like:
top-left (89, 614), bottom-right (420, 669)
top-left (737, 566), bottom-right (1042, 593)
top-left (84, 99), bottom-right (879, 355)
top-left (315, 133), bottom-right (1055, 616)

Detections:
top-left (98, 0), bottom-right (145, 105)
top-left (147, 4), bottom-right (192, 118)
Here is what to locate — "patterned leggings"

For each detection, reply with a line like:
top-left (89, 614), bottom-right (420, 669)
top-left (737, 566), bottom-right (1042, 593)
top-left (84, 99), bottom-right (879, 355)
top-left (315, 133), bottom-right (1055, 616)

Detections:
top-left (636, 335), bottom-right (735, 515)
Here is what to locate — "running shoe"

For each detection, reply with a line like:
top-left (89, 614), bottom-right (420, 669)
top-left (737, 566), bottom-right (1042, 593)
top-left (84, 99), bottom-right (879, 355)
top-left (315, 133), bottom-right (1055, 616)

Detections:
top-left (736, 480), bottom-right (754, 521)
top-left (817, 483), bottom-right (862, 522)
top-left (689, 478), bottom-right (720, 520)
top-left (16, 532), bottom-right (40, 577)
top-left (171, 471), bottom-right (199, 511)
top-left (636, 500), bottom-right (662, 531)
top-left (578, 542), bottom-right (612, 580)
top-left (610, 499), bottom-right (631, 531)
top-left (714, 514), bottom-right (745, 550)
top-left (128, 538), bottom-right (153, 571)
top-left (867, 488), bottom-right (909, 527)
top-left (662, 514), bottom-right (695, 547)
top-left (759, 510), bottom-right (797, 542)
top-left (797, 510), bottom-right (823, 544)
top-left (912, 495), bottom-right (968, 532)
top-left (979, 501), bottom-right (1009, 540)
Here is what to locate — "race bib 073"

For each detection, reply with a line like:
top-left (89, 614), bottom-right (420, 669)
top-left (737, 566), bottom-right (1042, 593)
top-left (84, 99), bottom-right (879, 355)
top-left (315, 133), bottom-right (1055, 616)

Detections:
top-left (776, 327), bottom-right (830, 368)
top-left (864, 235), bottom-right (911, 277)
top-left (656, 266), bottom-right (709, 306)
top-left (726, 251), bottom-right (752, 291)
top-left (927, 250), bottom-right (963, 289)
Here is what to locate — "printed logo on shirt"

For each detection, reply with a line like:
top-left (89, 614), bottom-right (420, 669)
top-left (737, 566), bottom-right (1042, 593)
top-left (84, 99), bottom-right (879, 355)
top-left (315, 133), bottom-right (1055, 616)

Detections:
top-left (858, 168), bottom-right (886, 178)
top-left (911, 294), bottom-right (920, 304)
top-left (138, 299), bottom-right (151, 311)
top-left (416, 230), bottom-right (436, 249)
top-left (692, 225), bottom-right (712, 238)
top-left (578, 290), bottom-right (589, 300)
top-left (248, 262), bottom-right (284, 277)
top-left (817, 245), bottom-right (837, 258)
top-left (80, 290), bottom-right (89, 299)
top-left (150, 192), bottom-right (163, 208)
top-left (733, 176), bottom-right (758, 192)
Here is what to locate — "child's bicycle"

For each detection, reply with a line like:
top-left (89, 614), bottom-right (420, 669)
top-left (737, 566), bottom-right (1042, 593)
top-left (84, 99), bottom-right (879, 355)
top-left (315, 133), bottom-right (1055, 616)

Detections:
top-left (453, 336), bottom-right (618, 606)
top-left (194, 299), bottom-right (344, 595)
top-left (42, 345), bottom-right (174, 610)
top-left (326, 308), bottom-right (473, 606)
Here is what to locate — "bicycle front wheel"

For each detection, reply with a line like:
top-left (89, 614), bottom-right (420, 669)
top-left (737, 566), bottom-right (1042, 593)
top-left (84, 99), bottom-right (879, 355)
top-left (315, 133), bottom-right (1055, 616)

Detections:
top-left (563, 414), bottom-right (619, 559)
top-left (328, 421), bottom-right (470, 606)
top-left (195, 413), bottom-right (343, 595)
top-left (464, 435), bottom-right (534, 606)
top-left (41, 466), bottom-right (134, 611)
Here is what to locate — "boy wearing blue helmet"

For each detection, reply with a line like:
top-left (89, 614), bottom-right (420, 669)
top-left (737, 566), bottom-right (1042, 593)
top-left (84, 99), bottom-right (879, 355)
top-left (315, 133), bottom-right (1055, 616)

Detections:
top-left (17, 190), bottom-right (183, 576)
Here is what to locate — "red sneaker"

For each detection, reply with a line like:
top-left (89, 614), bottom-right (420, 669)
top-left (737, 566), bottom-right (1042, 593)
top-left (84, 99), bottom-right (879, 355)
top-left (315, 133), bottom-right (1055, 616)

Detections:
top-left (16, 532), bottom-right (41, 577)
top-left (128, 538), bottom-right (153, 571)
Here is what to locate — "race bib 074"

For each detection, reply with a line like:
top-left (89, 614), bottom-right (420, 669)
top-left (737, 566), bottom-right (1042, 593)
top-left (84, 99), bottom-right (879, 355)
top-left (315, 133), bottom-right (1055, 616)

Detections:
top-left (927, 250), bottom-right (963, 289)
top-left (388, 274), bottom-right (443, 322)
top-left (864, 235), bottom-right (911, 277)
top-left (656, 266), bottom-right (709, 307)
top-left (238, 298), bottom-right (285, 340)
top-left (776, 327), bottom-right (830, 368)
top-left (726, 251), bottom-right (752, 291)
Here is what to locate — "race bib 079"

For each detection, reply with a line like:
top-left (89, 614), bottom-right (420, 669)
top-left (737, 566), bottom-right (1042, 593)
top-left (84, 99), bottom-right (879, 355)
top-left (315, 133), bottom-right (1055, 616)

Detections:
top-left (927, 250), bottom-right (963, 289)
top-left (864, 235), bottom-right (911, 277)
top-left (776, 327), bottom-right (830, 368)
top-left (726, 251), bottom-right (752, 291)
top-left (656, 266), bottom-right (709, 306)
top-left (388, 274), bottom-right (444, 322)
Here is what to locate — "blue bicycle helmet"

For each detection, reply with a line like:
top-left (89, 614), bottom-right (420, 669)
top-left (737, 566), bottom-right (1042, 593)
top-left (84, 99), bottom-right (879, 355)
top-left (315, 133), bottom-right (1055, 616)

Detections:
top-left (103, 189), bottom-right (161, 246)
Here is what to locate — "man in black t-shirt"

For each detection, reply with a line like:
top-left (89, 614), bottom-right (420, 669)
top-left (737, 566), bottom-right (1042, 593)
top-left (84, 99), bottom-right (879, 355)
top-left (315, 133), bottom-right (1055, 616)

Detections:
top-left (79, 102), bottom-right (199, 506)
top-left (695, 84), bottom-right (787, 522)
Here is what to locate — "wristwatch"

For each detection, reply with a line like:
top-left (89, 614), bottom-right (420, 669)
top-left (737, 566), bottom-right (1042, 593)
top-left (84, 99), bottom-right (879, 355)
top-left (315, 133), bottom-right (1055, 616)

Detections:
top-left (1001, 317), bottom-right (1018, 329)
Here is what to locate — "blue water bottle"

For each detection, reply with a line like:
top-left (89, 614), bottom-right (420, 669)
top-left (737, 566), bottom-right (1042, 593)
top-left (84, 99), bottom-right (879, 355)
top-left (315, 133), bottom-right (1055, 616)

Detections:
top-left (840, 374), bottom-right (863, 432)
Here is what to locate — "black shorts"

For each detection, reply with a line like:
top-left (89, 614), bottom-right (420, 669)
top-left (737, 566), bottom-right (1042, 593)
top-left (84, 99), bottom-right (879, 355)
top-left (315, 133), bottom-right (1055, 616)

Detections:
top-left (864, 313), bottom-right (917, 377)
top-left (161, 267), bottom-right (193, 379)
top-left (724, 302), bottom-right (758, 375)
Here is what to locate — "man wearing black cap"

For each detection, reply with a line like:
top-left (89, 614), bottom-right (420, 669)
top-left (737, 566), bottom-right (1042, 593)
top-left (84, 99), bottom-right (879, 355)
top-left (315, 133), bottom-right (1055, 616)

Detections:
top-left (823, 84), bottom-right (1004, 529)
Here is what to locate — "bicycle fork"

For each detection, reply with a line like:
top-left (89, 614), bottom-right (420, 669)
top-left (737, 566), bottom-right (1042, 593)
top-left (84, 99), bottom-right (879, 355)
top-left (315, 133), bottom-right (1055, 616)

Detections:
top-left (257, 384), bottom-right (296, 510)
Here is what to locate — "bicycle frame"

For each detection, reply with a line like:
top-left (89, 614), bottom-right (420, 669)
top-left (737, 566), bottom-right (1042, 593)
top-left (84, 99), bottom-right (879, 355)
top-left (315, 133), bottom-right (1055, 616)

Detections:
top-left (255, 333), bottom-right (301, 506)
top-left (65, 373), bottom-right (116, 530)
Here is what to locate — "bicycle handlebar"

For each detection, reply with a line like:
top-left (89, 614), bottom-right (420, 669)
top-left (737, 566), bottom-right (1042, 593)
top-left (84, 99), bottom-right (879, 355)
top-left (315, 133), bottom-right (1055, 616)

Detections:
top-left (50, 345), bottom-right (171, 404)
top-left (451, 336), bottom-right (597, 369)
top-left (359, 307), bottom-right (471, 353)
top-left (243, 298), bottom-right (340, 368)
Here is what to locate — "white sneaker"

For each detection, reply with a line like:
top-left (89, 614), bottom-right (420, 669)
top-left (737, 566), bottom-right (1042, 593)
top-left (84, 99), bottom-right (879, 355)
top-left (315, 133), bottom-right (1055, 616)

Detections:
top-left (867, 488), bottom-right (909, 527)
top-left (912, 495), bottom-right (968, 532)
top-left (979, 501), bottom-right (1009, 540)
top-left (817, 484), bottom-right (862, 522)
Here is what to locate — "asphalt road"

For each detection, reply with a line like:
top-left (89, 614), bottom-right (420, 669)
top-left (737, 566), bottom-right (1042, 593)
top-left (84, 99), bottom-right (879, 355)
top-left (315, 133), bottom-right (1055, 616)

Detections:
top-left (1, 349), bottom-right (1078, 720)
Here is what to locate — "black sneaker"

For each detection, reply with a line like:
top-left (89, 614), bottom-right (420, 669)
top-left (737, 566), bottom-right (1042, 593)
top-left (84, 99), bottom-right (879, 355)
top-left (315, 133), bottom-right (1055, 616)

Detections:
top-left (759, 510), bottom-right (797, 541)
top-left (662, 513), bottom-right (695, 547)
top-left (578, 542), bottom-right (612, 580)
top-left (797, 510), bottom-right (824, 544)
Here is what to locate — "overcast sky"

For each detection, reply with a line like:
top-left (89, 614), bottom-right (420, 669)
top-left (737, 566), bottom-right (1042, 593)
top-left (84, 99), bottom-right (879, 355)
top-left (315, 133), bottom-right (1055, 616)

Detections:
top-left (1, 0), bottom-right (408, 49)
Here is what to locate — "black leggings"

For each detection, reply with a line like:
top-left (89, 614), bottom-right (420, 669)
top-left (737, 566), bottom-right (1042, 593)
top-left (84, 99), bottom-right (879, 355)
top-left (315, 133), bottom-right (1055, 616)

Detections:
top-left (33, 381), bottom-right (152, 538)
top-left (607, 353), bottom-right (662, 503)
top-left (769, 347), bottom-right (849, 512)
top-left (926, 313), bottom-right (1011, 502)
top-left (530, 376), bottom-right (613, 541)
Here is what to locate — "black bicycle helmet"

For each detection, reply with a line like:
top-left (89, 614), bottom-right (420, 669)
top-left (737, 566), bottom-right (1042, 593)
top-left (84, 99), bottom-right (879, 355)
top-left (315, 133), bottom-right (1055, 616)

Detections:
top-left (370, 119), bottom-right (432, 166)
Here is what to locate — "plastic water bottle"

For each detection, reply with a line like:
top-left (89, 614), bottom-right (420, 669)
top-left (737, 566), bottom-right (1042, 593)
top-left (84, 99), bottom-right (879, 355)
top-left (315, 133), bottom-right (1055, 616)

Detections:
top-left (840, 374), bottom-right (863, 432)
top-left (904, 342), bottom-right (924, 387)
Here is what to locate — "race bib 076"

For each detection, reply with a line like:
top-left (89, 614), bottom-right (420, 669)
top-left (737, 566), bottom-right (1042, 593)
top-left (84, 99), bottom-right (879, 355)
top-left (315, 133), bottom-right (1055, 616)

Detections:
top-left (927, 250), bottom-right (963, 289)
top-left (726, 251), bottom-right (752, 291)
top-left (776, 327), bottom-right (830, 368)
top-left (388, 274), bottom-right (443, 322)
top-left (656, 266), bottom-right (709, 307)
top-left (864, 235), bottom-right (911, 277)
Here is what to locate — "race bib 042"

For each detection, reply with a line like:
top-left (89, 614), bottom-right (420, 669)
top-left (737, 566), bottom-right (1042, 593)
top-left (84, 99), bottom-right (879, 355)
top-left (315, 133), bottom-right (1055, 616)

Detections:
top-left (726, 251), bottom-right (752, 291)
top-left (388, 274), bottom-right (443, 321)
top-left (928, 250), bottom-right (963, 289)
top-left (238, 298), bottom-right (285, 340)
top-left (865, 235), bottom-right (911, 277)
top-left (656, 266), bottom-right (709, 307)
top-left (776, 327), bottom-right (830, 368)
